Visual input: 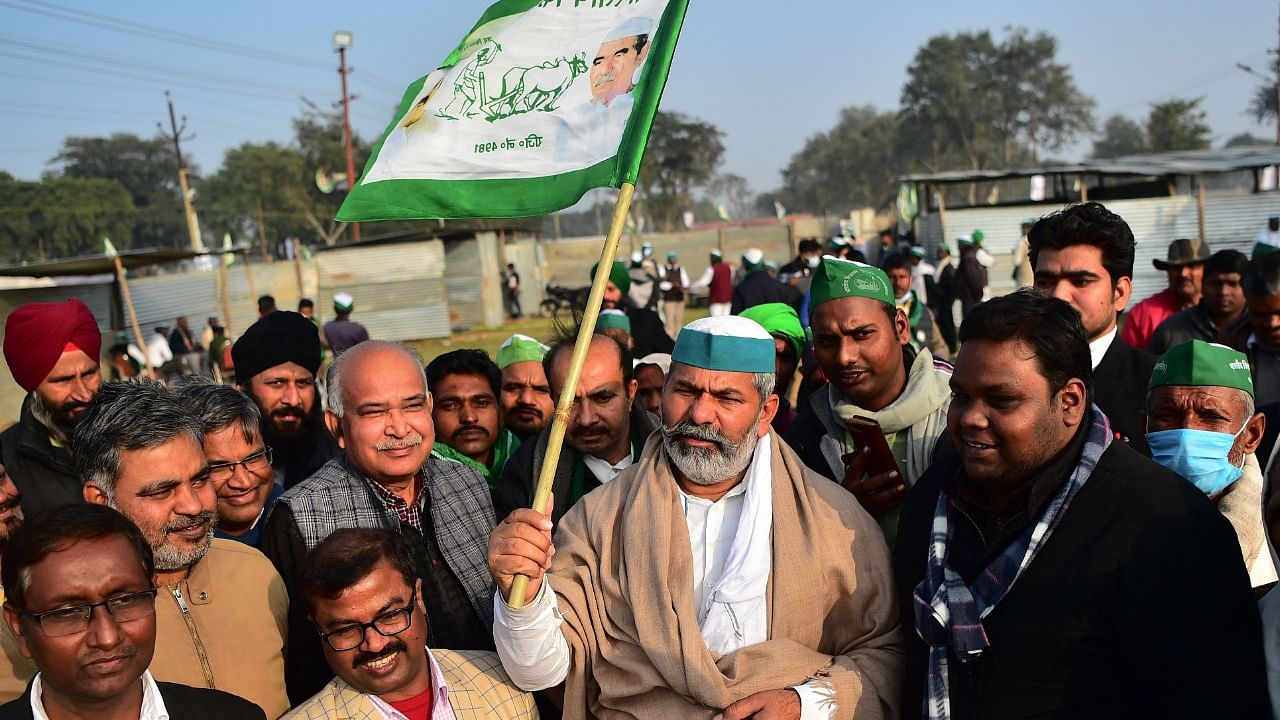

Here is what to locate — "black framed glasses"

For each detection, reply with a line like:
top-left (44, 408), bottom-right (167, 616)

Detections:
top-left (20, 588), bottom-right (159, 637)
top-left (316, 590), bottom-right (417, 652)
top-left (207, 447), bottom-right (273, 483)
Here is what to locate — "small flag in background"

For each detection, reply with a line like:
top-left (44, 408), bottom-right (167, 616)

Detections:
top-left (338, 0), bottom-right (690, 222)
top-left (103, 236), bottom-right (118, 257)
top-left (717, 204), bottom-right (730, 222)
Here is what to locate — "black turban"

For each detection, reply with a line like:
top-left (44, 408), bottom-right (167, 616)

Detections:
top-left (231, 311), bottom-right (322, 382)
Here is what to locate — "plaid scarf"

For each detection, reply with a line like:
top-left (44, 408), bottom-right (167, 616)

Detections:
top-left (912, 406), bottom-right (1112, 719)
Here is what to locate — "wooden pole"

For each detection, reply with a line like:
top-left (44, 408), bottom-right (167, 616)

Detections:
top-left (242, 252), bottom-right (259, 314)
top-left (292, 239), bottom-right (306, 300)
top-left (935, 191), bottom-right (948, 244)
top-left (112, 256), bottom-right (154, 378)
top-left (507, 182), bottom-right (636, 609)
top-left (1197, 179), bottom-right (1207, 244)
top-left (257, 196), bottom-right (269, 262)
top-left (217, 258), bottom-right (234, 335)
top-left (1079, 175), bottom-right (1088, 203)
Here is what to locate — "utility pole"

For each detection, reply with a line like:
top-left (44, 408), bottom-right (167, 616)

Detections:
top-left (334, 31), bottom-right (360, 242)
top-left (158, 91), bottom-right (204, 252)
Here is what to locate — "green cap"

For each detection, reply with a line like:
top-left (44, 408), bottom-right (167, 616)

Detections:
top-left (809, 256), bottom-right (894, 309)
top-left (909, 246), bottom-right (926, 258)
top-left (591, 260), bottom-right (630, 295)
top-left (1149, 339), bottom-right (1254, 397)
top-left (596, 309), bottom-right (631, 334)
top-left (496, 334), bottom-right (548, 369)
top-left (740, 302), bottom-right (805, 362)
top-left (971, 229), bottom-right (985, 244)
top-left (672, 316), bottom-right (775, 373)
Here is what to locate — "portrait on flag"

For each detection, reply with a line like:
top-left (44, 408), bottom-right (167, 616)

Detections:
top-left (345, 0), bottom-right (682, 220)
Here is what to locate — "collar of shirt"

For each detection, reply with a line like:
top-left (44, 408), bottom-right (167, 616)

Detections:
top-left (31, 670), bottom-right (168, 720)
top-left (1089, 325), bottom-right (1118, 370)
top-left (363, 471), bottom-right (426, 529)
top-left (367, 647), bottom-right (455, 720)
top-left (582, 453), bottom-right (634, 484)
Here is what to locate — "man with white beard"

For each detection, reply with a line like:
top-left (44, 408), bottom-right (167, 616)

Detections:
top-left (487, 316), bottom-right (903, 720)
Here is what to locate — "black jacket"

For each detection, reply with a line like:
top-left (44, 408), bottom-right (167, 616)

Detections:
top-left (0, 396), bottom-right (81, 517)
top-left (0, 679), bottom-right (265, 719)
top-left (894, 438), bottom-right (1269, 720)
top-left (730, 271), bottom-right (789, 315)
top-left (625, 306), bottom-right (675, 359)
top-left (493, 402), bottom-right (659, 525)
top-left (1092, 335), bottom-right (1155, 455)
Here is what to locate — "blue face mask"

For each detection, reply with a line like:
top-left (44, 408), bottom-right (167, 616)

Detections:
top-left (1146, 424), bottom-right (1247, 496)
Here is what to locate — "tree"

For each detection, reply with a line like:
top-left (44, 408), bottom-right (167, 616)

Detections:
top-left (636, 111), bottom-right (724, 232)
top-left (899, 28), bottom-right (1094, 173)
top-left (705, 173), bottom-right (754, 221)
top-left (1225, 132), bottom-right (1271, 148)
top-left (0, 173), bottom-right (135, 262)
top-left (1091, 115), bottom-right (1147, 158)
top-left (775, 105), bottom-right (903, 214)
top-left (201, 142), bottom-right (314, 250)
top-left (1146, 98), bottom-right (1211, 152)
top-left (293, 100), bottom-right (374, 245)
top-left (52, 133), bottom-right (186, 249)
top-left (1247, 58), bottom-right (1279, 131)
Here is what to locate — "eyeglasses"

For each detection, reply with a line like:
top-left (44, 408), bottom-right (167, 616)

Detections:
top-left (20, 589), bottom-right (159, 637)
top-left (207, 448), bottom-right (273, 483)
top-left (316, 590), bottom-right (417, 652)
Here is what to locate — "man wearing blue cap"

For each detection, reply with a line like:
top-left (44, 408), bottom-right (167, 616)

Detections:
top-left (488, 316), bottom-right (903, 719)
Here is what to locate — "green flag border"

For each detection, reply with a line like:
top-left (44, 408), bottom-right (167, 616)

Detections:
top-left (337, 0), bottom-right (689, 222)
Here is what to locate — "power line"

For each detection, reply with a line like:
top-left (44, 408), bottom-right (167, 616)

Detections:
top-left (0, 0), bottom-right (333, 72)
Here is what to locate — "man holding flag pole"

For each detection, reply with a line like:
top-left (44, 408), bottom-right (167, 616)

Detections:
top-left (338, 1), bottom-right (903, 717)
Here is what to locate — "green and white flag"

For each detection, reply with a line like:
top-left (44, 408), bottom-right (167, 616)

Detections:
top-left (338, 0), bottom-right (689, 221)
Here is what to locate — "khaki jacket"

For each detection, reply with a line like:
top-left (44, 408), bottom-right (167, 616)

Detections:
top-left (283, 649), bottom-right (537, 720)
top-left (152, 539), bottom-right (289, 719)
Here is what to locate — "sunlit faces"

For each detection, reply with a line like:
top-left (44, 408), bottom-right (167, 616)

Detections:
top-left (85, 434), bottom-right (215, 574)
top-left (1033, 245), bottom-right (1130, 342)
top-left (431, 373), bottom-right (500, 466)
top-left (1167, 263), bottom-right (1204, 306)
top-left (327, 347), bottom-right (434, 488)
top-left (202, 425), bottom-right (273, 537)
top-left (310, 563), bottom-right (430, 703)
top-left (33, 349), bottom-right (101, 436)
top-left (886, 266), bottom-right (913, 298)
top-left (244, 362), bottom-right (318, 440)
top-left (549, 336), bottom-right (635, 462)
top-left (4, 536), bottom-right (156, 709)
top-left (659, 363), bottom-right (776, 487)
top-left (1146, 385), bottom-right (1262, 467)
top-left (947, 338), bottom-right (1085, 491)
top-left (589, 34), bottom-right (647, 106)
top-left (810, 295), bottom-right (910, 411)
top-left (499, 361), bottom-right (554, 439)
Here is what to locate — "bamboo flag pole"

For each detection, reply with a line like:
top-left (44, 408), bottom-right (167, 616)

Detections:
top-left (507, 181), bottom-right (636, 609)
top-left (112, 256), bottom-right (154, 379)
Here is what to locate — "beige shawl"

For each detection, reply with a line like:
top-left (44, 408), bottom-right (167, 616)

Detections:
top-left (547, 431), bottom-right (904, 719)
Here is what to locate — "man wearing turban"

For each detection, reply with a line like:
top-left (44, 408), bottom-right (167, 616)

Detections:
top-left (1, 299), bottom-right (103, 516)
top-left (591, 260), bottom-right (673, 358)
top-left (231, 311), bottom-right (339, 489)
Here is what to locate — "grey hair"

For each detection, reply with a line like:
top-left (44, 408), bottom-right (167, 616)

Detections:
top-left (751, 371), bottom-right (776, 403)
top-left (174, 377), bottom-right (262, 442)
top-left (72, 380), bottom-right (203, 502)
top-left (327, 341), bottom-right (428, 418)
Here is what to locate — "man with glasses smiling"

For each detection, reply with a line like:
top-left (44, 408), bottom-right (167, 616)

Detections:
top-left (176, 381), bottom-right (284, 548)
top-left (0, 503), bottom-right (265, 719)
top-left (283, 528), bottom-right (535, 720)
top-left (74, 381), bottom-right (290, 719)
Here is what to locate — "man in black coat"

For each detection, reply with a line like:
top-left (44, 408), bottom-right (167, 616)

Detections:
top-left (0, 504), bottom-right (264, 720)
top-left (1029, 201), bottom-right (1154, 454)
top-left (730, 248), bottom-right (789, 314)
top-left (894, 290), bottom-right (1268, 719)
top-left (493, 333), bottom-right (658, 524)
top-left (594, 260), bottom-right (674, 358)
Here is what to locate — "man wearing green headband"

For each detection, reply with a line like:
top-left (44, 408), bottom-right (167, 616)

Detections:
top-left (739, 302), bottom-right (805, 434)
top-left (1145, 340), bottom-right (1274, 588)
top-left (426, 349), bottom-right (520, 489)
top-left (591, 260), bottom-right (674, 358)
top-left (785, 257), bottom-right (952, 546)
top-left (488, 316), bottom-right (902, 718)
top-left (496, 334), bottom-right (554, 440)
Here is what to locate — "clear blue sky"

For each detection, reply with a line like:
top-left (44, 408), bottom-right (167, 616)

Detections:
top-left (2, 0), bottom-right (1275, 199)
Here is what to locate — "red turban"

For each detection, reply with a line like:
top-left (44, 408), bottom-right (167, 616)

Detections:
top-left (4, 299), bottom-right (101, 392)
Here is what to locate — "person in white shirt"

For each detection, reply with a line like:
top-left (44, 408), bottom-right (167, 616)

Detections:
top-left (145, 327), bottom-right (173, 375)
top-left (0, 503), bottom-right (264, 719)
top-left (487, 316), bottom-right (903, 720)
top-left (283, 528), bottom-right (536, 720)
top-left (1254, 215), bottom-right (1280, 259)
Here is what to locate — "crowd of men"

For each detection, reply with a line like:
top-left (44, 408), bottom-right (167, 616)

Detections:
top-left (1, 201), bottom-right (1280, 719)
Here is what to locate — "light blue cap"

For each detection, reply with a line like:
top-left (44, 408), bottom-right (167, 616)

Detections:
top-left (672, 316), bottom-right (775, 373)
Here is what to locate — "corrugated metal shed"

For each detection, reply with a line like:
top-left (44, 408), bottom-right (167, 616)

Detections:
top-left (901, 145), bottom-right (1280, 184)
top-left (128, 272), bottom-right (221, 332)
top-left (316, 240), bottom-right (449, 341)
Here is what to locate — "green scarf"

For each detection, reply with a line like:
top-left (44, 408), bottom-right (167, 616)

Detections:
top-left (431, 428), bottom-right (520, 489)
